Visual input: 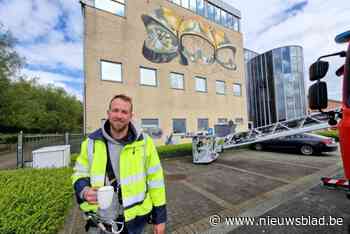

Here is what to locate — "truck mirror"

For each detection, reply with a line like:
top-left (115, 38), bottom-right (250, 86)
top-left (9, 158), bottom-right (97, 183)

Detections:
top-left (308, 81), bottom-right (328, 110)
top-left (309, 61), bottom-right (329, 81)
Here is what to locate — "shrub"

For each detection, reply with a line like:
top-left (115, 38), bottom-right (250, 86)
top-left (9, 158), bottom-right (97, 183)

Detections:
top-left (0, 168), bottom-right (73, 234)
top-left (0, 134), bottom-right (18, 144)
top-left (156, 143), bottom-right (192, 157)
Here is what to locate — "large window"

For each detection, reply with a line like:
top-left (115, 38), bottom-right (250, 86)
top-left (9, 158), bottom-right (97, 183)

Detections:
top-left (233, 83), bottom-right (241, 96)
top-left (101, 60), bottom-right (122, 82)
top-left (195, 76), bottom-right (207, 92)
top-left (95, 0), bottom-right (125, 17)
top-left (173, 119), bottom-right (186, 134)
top-left (141, 118), bottom-right (159, 129)
top-left (169, 72), bottom-right (184, 89)
top-left (140, 67), bottom-right (157, 86)
top-left (141, 119), bottom-right (161, 139)
top-left (216, 80), bottom-right (225, 94)
top-left (198, 118), bottom-right (209, 131)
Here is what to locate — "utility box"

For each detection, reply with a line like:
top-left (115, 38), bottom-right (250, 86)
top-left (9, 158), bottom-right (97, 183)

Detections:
top-left (32, 145), bottom-right (71, 168)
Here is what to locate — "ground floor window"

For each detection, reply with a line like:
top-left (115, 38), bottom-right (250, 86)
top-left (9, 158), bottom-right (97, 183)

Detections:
top-left (198, 118), bottom-right (209, 131)
top-left (173, 118), bottom-right (186, 134)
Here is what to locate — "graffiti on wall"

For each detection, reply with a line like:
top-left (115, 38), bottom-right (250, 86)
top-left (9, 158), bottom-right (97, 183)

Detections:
top-left (141, 7), bottom-right (237, 70)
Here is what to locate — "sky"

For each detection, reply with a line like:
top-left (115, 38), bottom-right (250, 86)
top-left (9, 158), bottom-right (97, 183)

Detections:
top-left (0, 0), bottom-right (349, 101)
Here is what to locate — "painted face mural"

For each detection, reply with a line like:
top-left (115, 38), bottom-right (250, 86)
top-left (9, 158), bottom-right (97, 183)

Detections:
top-left (141, 7), bottom-right (237, 71)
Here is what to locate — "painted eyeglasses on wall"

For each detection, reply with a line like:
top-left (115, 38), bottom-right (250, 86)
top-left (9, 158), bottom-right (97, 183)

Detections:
top-left (141, 7), bottom-right (237, 71)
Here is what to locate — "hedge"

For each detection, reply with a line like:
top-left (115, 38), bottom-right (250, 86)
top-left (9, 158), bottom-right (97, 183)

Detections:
top-left (156, 143), bottom-right (192, 157)
top-left (315, 130), bottom-right (339, 142)
top-left (0, 134), bottom-right (18, 144)
top-left (0, 168), bottom-right (73, 234)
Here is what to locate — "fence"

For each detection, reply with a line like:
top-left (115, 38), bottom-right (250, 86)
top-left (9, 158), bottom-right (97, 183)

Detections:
top-left (16, 132), bottom-right (84, 168)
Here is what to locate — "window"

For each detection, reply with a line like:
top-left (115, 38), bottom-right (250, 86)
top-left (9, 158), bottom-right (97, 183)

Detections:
top-left (101, 60), bottom-right (122, 82)
top-left (216, 80), bottom-right (225, 94)
top-left (231, 16), bottom-right (238, 31)
top-left (189, 0), bottom-right (196, 11)
top-left (195, 76), bottom-right (207, 92)
top-left (173, 119), bottom-right (186, 134)
top-left (198, 118), bottom-right (209, 131)
top-left (172, 0), bottom-right (181, 4)
top-left (140, 67), bottom-right (157, 86)
top-left (218, 118), bottom-right (228, 123)
top-left (181, 0), bottom-right (189, 8)
top-left (170, 72), bottom-right (184, 89)
top-left (221, 10), bottom-right (227, 26)
top-left (95, 0), bottom-right (125, 17)
top-left (214, 7), bottom-right (221, 24)
top-left (233, 83), bottom-right (241, 96)
top-left (196, 0), bottom-right (205, 16)
top-left (141, 118), bottom-right (159, 129)
top-left (141, 119), bottom-right (161, 139)
top-left (207, 3), bottom-right (214, 21)
top-left (227, 14), bottom-right (233, 29)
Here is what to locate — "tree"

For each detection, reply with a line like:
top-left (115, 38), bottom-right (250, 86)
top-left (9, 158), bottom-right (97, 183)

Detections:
top-left (0, 23), bottom-right (23, 128)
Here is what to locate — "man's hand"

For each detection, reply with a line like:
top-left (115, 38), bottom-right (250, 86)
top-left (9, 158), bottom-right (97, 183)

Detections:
top-left (153, 223), bottom-right (165, 234)
top-left (83, 187), bottom-right (98, 204)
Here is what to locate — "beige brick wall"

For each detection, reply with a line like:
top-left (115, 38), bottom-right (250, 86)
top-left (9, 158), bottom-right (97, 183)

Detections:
top-left (83, 0), bottom-right (247, 145)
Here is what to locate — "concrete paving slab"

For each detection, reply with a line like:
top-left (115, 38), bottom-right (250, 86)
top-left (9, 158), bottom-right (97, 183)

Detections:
top-left (165, 180), bottom-right (224, 232)
top-left (216, 158), bottom-right (318, 182)
top-left (185, 166), bottom-right (285, 206)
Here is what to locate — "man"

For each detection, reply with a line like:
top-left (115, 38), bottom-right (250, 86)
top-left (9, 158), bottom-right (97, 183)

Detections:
top-left (72, 94), bottom-right (167, 234)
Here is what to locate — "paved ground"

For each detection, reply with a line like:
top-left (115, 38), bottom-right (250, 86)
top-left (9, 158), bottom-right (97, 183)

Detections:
top-left (61, 147), bottom-right (347, 234)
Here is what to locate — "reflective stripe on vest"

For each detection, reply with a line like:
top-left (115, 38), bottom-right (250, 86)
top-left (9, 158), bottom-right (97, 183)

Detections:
top-left (147, 163), bottom-right (161, 175)
top-left (87, 138), bottom-right (94, 167)
top-left (120, 172), bottom-right (145, 186)
top-left (123, 191), bottom-right (146, 207)
top-left (147, 179), bottom-right (165, 189)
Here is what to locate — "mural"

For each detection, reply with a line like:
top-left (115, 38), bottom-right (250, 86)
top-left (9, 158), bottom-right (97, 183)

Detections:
top-left (141, 7), bottom-right (237, 70)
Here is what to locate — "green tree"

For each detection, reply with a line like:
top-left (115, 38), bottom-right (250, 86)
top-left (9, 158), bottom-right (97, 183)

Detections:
top-left (5, 78), bottom-right (83, 133)
top-left (0, 24), bottom-right (23, 129)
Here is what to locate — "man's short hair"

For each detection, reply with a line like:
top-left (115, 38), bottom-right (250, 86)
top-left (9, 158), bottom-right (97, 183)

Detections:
top-left (109, 94), bottom-right (133, 112)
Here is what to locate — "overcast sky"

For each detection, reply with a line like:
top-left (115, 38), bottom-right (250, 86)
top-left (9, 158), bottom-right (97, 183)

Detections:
top-left (0, 0), bottom-right (349, 101)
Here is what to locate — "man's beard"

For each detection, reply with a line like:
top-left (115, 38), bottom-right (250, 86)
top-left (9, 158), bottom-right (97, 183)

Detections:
top-left (110, 121), bottom-right (128, 133)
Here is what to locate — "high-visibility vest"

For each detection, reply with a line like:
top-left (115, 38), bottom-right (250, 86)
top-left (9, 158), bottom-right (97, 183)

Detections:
top-left (72, 134), bottom-right (166, 222)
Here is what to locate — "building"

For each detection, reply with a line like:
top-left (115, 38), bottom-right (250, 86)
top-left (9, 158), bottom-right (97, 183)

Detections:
top-left (80, 0), bottom-right (247, 144)
top-left (245, 46), bottom-right (306, 128)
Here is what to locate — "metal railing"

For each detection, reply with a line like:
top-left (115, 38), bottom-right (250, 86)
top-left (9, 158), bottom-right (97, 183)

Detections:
top-left (16, 132), bottom-right (84, 168)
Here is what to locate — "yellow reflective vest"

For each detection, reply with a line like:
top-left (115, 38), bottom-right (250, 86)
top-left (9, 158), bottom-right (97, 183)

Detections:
top-left (72, 134), bottom-right (166, 222)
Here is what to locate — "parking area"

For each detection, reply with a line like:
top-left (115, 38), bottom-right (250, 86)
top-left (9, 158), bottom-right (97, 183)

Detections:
top-left (67, 148), bottom-right (346, 234)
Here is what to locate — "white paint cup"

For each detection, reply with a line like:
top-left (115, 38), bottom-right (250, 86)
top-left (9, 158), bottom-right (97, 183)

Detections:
top-left (97, 186), bottom-right (114, 209)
